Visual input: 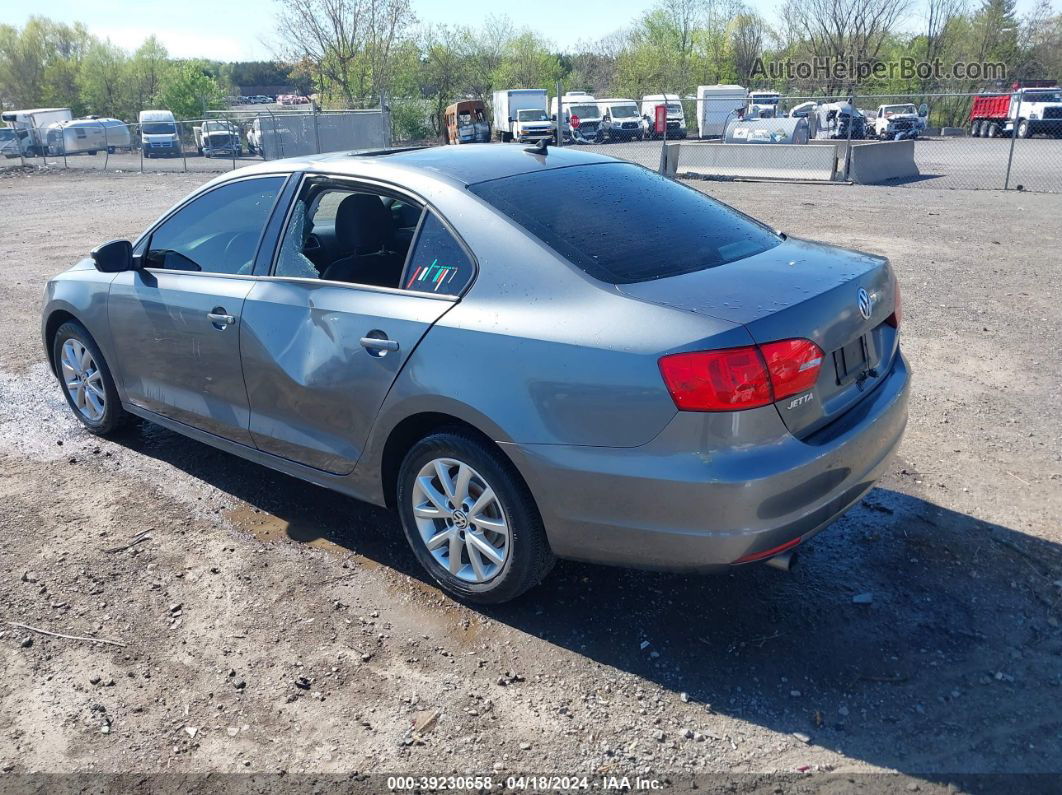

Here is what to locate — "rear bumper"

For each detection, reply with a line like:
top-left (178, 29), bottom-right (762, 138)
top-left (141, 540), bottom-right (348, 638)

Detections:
top-left (505, 352), bottom-right (910, 572)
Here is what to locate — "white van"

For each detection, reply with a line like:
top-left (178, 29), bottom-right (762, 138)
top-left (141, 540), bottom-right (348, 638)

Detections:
top-left (597, 98), bottom-right (644, 141)
top-left (139, 109), bottom-right (181, 157)
top-left (695, 85), bottom-right (748, 138)
top-left (639, 94), bottom-right (687, 139)
top-left (550, 92), bottom-right (604, 138)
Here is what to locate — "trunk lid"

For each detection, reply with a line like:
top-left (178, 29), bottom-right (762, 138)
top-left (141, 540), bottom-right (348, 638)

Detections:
top-left (618, 237), bottom-right (900, 437)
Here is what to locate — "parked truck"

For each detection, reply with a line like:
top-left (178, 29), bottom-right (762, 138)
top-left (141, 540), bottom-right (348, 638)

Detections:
top-left (695, 85), bottom-right (747, 138)
top-left (492, 89), bottom-right (553, 143)
top-left (194, 119), bottom-right (242, 157)
top-left (0, 108), bottom-right (72, 156)
top-left (598, 98), bottom-right (644, 141)
top-left (639, 94), bottom-right (687, 139)
top-left (746, 91), bottom-right (781, 119)
top-left (970, 82), bottom-right (1062, 138)
top-left (871, 103), bottom-right (925, 140)
top-left (551, 91), bottom-right (604, 139)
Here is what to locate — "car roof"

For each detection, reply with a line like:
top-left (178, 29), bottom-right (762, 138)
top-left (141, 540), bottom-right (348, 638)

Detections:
top-left (226, 143), bottom-right (621, 187)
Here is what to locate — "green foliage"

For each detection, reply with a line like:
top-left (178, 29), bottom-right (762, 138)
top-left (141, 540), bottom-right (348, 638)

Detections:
top-left (154, 61), bottom-right (225, 120)
top-left (1, 0), bottom-right (1061, 130)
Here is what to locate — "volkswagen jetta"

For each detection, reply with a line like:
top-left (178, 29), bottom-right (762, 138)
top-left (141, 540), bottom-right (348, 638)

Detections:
top-left (42, 145), bottom-right (909, 603)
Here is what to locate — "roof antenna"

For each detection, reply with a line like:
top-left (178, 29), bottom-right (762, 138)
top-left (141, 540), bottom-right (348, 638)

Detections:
top-left (524, 137), bottom-right (549, 155)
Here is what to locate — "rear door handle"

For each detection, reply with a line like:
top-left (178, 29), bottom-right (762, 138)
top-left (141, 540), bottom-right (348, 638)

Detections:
top-left (360, 336), bottom-right (399, 352)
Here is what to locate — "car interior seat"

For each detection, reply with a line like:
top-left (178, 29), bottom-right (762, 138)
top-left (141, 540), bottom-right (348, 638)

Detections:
top-left (321, 194), bottom-right (404, 287)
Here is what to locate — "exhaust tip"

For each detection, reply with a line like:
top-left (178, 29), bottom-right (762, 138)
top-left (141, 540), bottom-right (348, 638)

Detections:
top-left (764, 550), bottom-right (797, 572)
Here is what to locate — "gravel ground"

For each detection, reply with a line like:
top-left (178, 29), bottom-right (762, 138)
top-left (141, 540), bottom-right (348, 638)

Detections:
top-left (0, 168), bottom-right (1060, 788)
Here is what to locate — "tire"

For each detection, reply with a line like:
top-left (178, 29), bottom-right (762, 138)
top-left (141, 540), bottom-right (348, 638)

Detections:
top-left (987, 123), bottom-right (1000, 138)
top-left (107, 146), bottom-right (115, 154)
top-left (1017, 120), bottom-right (1030, 139)
top-left (396, 431), bottom-right (554, 604)
top-left (971, 120), bottom-right (982, 137)
top-left (52, 321), bottom-right (128, 436)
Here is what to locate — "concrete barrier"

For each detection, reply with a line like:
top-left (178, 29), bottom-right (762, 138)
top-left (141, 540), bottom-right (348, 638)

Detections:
top-left (664, 142), bottom-right (680, 177)
top-left (847, 140), bottom-right (920, 184)
top-left (941, 127), bottom-right (966, 137)
top-left (679, 142), bottom-right (837, 181)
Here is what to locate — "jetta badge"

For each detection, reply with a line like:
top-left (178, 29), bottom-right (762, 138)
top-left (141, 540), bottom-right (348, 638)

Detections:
top-left (857, 288), bottom-right (872, 320)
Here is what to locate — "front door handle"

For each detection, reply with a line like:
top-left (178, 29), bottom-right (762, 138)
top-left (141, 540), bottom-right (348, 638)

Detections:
top-left (360, 336), bottom-right (399, 353)
top-left (207, 309), bottom-right (236, 329)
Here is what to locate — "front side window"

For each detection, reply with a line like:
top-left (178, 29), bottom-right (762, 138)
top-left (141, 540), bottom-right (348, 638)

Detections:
top-left (469, 162), bottom-right (780, 284)
top-left (274, 178), bottom-right (423, 288)
top-left (144, 176), bottom-right (284, 274)
top-left (401, 213), bottom-right (474, 296)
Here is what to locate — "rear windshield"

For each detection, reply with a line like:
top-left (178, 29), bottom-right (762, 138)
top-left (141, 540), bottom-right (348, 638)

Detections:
top-left (469, 163), bottom-right (780, 284)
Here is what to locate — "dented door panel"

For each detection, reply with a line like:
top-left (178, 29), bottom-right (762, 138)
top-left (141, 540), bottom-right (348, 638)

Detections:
top-left (239, 280), bottom-right (454, 474)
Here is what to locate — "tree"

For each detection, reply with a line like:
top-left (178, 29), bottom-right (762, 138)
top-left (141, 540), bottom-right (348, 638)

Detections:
top-left (128, 37), bottom-right (169, 113)
top-left (275, 0), bottom-right (417, 105)
top-left (79, 39), bottom-right (129, 117)
top-left (729, 8), bottom-right (769, 84)
top-left (781, 0), bottom-right (915, 92)
top-left (154, 61), bottom-right (224, 120)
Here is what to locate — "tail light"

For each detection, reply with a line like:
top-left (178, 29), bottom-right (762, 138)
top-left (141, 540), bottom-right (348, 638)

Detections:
top-left (759, 339), bottom-right (824, 401)
top-left (659, 338), bottom-right (824, 412)
top-left (658, 348), bottom-right (772, 411)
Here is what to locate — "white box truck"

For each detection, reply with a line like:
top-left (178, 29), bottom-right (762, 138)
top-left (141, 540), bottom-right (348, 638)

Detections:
top-left (492, 89), bottom-right (554, 143)
top-left (139, 109), bottom-right (181, 157)
top-left (695, 85), bottom-right (748, 138)
top-left (639, 94), bottom-right (687, 139)
top-left (0, 108), bottom-right (72, 155)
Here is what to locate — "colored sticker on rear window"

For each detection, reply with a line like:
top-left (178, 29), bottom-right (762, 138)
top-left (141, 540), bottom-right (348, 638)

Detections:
top-left (402, 214), bottom-right (473, 296)
top-left (405, 258), bottom-right (461, 291)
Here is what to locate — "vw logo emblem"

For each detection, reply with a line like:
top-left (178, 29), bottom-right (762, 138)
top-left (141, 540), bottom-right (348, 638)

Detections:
top-left (857, 288), bottom-right (872, 320)
top-left (451, 509), bottom-right (469, 530)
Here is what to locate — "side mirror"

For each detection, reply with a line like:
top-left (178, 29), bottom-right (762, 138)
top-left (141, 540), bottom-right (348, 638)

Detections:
top-left (551, 114), bottom-right (557, 121)
top-left (91, 239), bottom-right (134, 273)
top-left (508, 117), bottom-right (514, 123)
top-left (918, 103), bottom-right (929, 117)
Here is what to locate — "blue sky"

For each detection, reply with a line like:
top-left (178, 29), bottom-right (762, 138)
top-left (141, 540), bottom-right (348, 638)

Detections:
top-left (3, 0), bottom-right (659, 59)
top-left (2, 0), bottom-right (1052, 60)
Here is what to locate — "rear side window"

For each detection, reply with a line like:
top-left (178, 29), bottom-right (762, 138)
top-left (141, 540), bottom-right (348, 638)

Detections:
top-left (400, 213), bottom-right (474, 295)
top-left (469, 163), bottom-right (780, 284)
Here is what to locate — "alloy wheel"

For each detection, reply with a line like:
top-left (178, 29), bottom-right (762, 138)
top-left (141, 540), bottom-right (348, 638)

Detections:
top-left (61, 338), bottom-right (106, 422)
top-left (411, 458), bottom-right (510, 583)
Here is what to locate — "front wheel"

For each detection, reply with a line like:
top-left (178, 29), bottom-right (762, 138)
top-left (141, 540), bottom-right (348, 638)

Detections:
top-left (1017, 120), bottom-right (1030, 138)
top-left (396, 432), bottom-right (554, 603)
top-left (52, 321), bottom-right (127, 436)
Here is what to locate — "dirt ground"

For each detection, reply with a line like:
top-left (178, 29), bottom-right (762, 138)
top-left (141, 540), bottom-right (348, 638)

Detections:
top-left (0, 168), bottom-right (1060, 790)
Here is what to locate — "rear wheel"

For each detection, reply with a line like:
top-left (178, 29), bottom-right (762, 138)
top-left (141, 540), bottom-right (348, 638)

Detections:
top-left (987, 123), bottom-right (1000, 138)
top-left (52, 321), bottom-right (127, 436)
top-left (971, 120), bottom-right (982, 137)
top-left (396, 431), bottom-right (554, 603)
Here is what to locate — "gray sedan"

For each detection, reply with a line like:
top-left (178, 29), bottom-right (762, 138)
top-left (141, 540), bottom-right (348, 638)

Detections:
top-left (41, 144), bottom-right (909, 603)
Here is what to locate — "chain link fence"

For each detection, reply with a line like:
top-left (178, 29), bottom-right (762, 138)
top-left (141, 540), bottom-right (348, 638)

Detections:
top-left (5, 91), bottom-right (1060, 192)
top-left (2, 108), bottom-right (390, 174)
top-left (553, 91), bottom-right (1062, 193)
